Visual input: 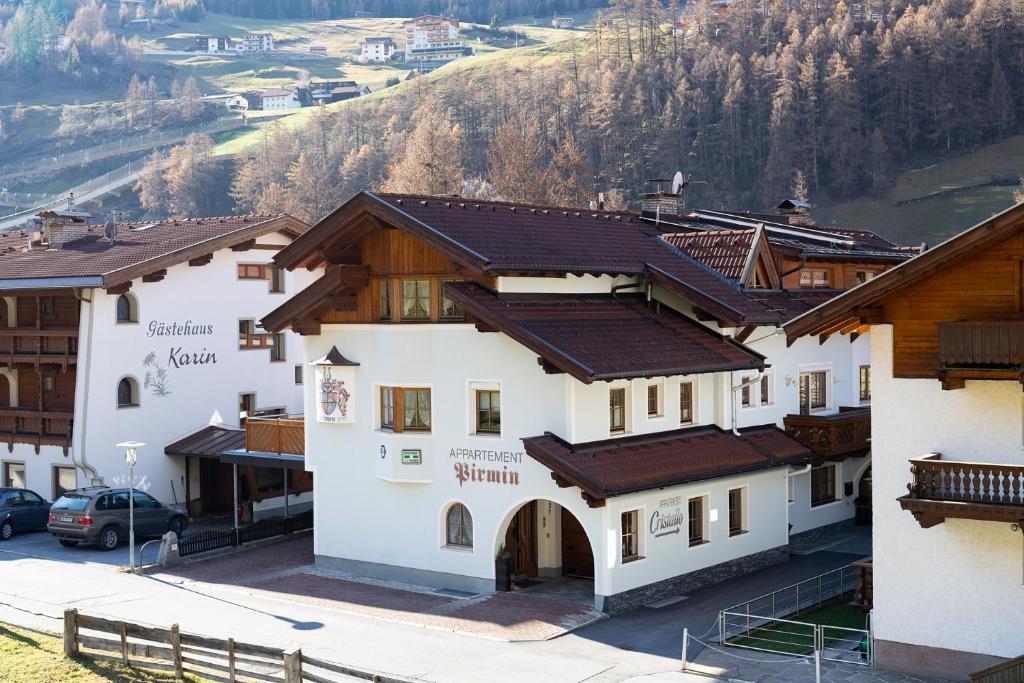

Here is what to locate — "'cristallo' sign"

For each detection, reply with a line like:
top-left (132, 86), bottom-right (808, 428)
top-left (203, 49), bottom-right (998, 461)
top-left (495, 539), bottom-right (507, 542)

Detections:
top-left (650, 496), bottom-right (684, 538)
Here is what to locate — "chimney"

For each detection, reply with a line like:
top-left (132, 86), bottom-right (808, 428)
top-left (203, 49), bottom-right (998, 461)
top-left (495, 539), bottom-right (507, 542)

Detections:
top-left (776, 199), bottom-right (815, 226)
top-left (640, 179), bottom-right (682, 222)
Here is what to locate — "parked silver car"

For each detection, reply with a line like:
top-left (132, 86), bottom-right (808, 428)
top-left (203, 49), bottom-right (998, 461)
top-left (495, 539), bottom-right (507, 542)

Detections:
top-left (47, 487), bottom-right (188, 551)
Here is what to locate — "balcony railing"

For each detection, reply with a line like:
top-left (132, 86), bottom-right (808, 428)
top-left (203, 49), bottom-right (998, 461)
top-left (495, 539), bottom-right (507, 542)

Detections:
top-left (245, 416), bottom-right (304, 455)
top-left (0, 408), bottom-right (73, 454)
top-left (238, 332), bottom-right (273, 350)
top-left (783, 406), bottom-right (871, 460)
top-left (939, 320), bottom-right (1024, 368)
top-left (900, 453), bottom-right (1024, 527)
top-left (0, 328), bottom-right (78, 367)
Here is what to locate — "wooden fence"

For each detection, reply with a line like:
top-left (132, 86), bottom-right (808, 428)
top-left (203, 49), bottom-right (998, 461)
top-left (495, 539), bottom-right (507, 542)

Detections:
top-left (971, 655), bottom-right (1024, 683)
top-left (63, 609), bottom-right (406, 683)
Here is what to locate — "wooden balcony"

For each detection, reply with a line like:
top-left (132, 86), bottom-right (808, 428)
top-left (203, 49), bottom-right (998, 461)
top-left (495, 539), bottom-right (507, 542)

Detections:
top-left (900, 453), bottom-right (1024, 528)
top-left (0, 328), bottom-right (78, 369)
top-left (851, 557), bottom-right (872, 612)
top-left (783, 406), bottom-right (871, 461)
top-left (239, 332), bottom-right (274, 350)
top-left (938, 320), bottom-right (1024, 389)
top-left (245, 416), bottom-right (304, 455)
top-left (0, 408), bottom-right (73, 454)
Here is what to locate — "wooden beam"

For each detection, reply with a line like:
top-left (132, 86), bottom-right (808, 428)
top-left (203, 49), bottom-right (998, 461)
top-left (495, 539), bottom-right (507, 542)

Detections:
top-left (939, 372), bottom-right (966, 391)
top-left (734, 326), bottom-right (756, 343)
top-left (105, 282), bottom-right (131, 295)
top-left (318, 244), bottom-right (362, 265)
top-left (291, 319), bottom-right (321, 336)
top-left (582, 492), bottom-right (606, 508)
top-left (550, 472), bottom-right (572, 488)
top-left (853, 306), bottom-right (886, 324)
top-left (692, 307), bottom-right (717, 322)
top-left (230, 239), bottom-right (257, 252)
top-left (141, 269), bottom-right (167, 283)
top-left (334, 264), bottom-right (371, 288)
top-left (538, 358), bottom-right (564, 375)
top-left (475, 322), bottom-right (498, 333)
top-left (328, 293), bottom-right (358, 311)
top-left (188, 254), bottom-right (213, 267)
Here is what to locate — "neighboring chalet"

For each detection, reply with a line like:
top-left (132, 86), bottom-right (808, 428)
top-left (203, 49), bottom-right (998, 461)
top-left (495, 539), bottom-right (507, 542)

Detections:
top-left (258, 191), bottom-right (915, 613)
top-left (0, 210), bottom-right (315, 527)
top-left (551, 16), bottom-right (575, 28)
top-left (360, 36), bottom-right (397, 63)
top-left (308, 80), bottom-right (370, 105)
top-left (241, 32), bottom-right (274, 53)
top-left (259, 87), bottom-right (305, 110)
top-left (786, 204), bottom-right (1024, 679)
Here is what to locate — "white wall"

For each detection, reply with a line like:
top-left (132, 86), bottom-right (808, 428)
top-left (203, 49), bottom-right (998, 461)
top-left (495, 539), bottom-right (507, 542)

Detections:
top-left (4, 233), bottom-right (313, 505)
top-left (871, 325), bottom-right (1024, 658)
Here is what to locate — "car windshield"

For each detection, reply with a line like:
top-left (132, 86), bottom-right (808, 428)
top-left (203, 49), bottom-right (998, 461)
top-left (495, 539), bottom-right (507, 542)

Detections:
top-left (51, 494), bottom-right (91, 511)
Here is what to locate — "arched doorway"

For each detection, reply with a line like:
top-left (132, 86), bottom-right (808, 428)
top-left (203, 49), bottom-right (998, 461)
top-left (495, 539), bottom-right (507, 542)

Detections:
top-left (855, 465), bottom-right (872, 525)
top-left (499, 499), bottom-right (595, 602)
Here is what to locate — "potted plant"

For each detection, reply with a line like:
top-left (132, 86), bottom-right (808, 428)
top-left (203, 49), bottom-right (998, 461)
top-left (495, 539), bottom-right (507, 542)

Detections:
top-left (495, 544), bottom-right (512, 592)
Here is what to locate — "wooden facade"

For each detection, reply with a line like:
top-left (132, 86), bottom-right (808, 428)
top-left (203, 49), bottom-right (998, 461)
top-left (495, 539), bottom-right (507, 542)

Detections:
top-left (0, 292), bottom-right (80, 453)
top-left (782, 406), bottom-right (871, 462)
top-left (779, 258), bottom-right (885, 291)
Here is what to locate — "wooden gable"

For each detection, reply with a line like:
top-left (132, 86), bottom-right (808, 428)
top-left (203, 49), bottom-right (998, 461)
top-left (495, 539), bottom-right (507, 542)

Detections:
top-left (883, 231), bottom-right (1024, 379)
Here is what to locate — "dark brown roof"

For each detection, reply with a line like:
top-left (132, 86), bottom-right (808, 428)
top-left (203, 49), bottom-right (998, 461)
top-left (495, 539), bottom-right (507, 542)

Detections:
top-left (662, 230), bottom-right (755, 279)
top-left (785, 202), bottom-right (1024, 343)
top-left (444, 282), bottom-right (765, 382)
top-left (522, 424), bottom-right (812, 501)
top-left (272, 192), bottom-right (830, 326)
top-left (0, 215), bottom-right (305, 289)
top-left (165, 424), bottom-right (245, 458)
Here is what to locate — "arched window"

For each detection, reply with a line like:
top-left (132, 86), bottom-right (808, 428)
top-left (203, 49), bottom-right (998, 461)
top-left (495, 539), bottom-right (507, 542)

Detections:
top-left (115, 294), bottom-right (137, 324)
top-left (117, 377), bottom-right (139, 408)
top-left (445, 503), bottom-right (473, 548)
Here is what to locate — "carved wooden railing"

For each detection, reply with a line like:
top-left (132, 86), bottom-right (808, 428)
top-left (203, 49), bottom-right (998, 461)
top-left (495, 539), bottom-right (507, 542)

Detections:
top-left (783, 407), bottom-right (871, 459)
top-left (971, 655), bottom-right (1024, 683)
top-left (245, 416), bottom-right (304, 455)
top-left (939, 320), bottom-right (1024, 368)
top-left (851, 557), bottom-right (872, 612)
top-left (0, 328), bottom-right (78, 367)
top-left (908, 453), bottom-right (1024, 506)
top-left (0, 407), bottom-right (73, 454)
top-left (238, 332), bottom-right (273, 349)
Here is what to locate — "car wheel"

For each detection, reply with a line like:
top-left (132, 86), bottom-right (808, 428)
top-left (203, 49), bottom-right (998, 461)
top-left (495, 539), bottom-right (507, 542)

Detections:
top-left (98, 525), bottom-right (121, 551)
top-left (0, 520), bottom-right (13, 541)
top-left (168, 516), bottom-right (184, 537)
top-left (58, 539), bottom-right (78, 548)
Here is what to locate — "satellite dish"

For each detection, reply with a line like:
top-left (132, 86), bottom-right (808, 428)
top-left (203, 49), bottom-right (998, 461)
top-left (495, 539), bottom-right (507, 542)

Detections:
top-left (672, 171), bottom-right (685, 194)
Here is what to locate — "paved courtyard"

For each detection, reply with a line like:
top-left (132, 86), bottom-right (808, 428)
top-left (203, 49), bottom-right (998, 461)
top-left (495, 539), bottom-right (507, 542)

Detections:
top-left (0, 524), bottom-right (952, 682)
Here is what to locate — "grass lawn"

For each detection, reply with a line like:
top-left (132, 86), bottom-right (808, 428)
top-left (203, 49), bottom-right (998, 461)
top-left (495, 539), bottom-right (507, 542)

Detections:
top-left (727, 599), bottom-right (869, 656)
top-left (0, 623), bottom-right (194, 682)
top-left (817, 134), bottom-right (1024, 246)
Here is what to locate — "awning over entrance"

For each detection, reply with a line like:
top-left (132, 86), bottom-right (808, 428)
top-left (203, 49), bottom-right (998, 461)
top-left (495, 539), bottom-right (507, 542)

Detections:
top-left (522, 424), bottom-right (811, 507)
top-left (165, 424), bottom-right (246, 459)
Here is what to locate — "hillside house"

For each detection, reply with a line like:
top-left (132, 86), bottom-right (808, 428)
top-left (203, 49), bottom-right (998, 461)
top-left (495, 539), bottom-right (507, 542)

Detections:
top-left (195, 36), bottom-right (231, 53)
top-left (242, 32), bottom-right (274, 53)
top-left (360, 36), bottom-right (397, 63)
top-left (551, 17), bottom-right (575, 28)
top-left (403, 15), bottom-right (473, 66)
top-left (259, 88), bottom-right (302, 110)
top-left (0, 210), bottom-right (316, 525)
top-left (259, 191), bottom-right (915, 613)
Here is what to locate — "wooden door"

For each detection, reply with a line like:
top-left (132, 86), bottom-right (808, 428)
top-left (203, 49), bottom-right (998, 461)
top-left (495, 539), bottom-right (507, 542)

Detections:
top-left (560, 509), bottom-right (594, 578)
top-left (199, 459), bottom-right (235, 515)
top-left (505, 501), bottom-right (538, 578)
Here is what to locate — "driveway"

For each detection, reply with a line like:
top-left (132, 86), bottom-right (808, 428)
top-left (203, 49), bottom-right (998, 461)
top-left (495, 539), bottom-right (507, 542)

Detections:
top-left (0, 529), bottom-right (137, 568)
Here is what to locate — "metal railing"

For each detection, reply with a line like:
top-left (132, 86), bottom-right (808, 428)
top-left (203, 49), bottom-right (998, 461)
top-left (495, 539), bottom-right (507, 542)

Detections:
top-left (720, 564), bottom-right (858, 619)
top-left (177, 509), bottom-right (313, 558)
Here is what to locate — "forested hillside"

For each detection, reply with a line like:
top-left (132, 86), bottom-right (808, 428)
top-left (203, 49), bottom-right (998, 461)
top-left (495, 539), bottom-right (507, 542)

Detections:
top-left (151, 0), bottom-right (1024, 225)
top-left (204, 0), bottom-right (606, 22)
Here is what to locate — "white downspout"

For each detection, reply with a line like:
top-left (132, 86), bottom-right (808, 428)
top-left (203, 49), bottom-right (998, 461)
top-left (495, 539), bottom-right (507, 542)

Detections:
top-left (72, 289), bottom-right (100, 483)
top-left (730, 370), bottom-right (765, 436)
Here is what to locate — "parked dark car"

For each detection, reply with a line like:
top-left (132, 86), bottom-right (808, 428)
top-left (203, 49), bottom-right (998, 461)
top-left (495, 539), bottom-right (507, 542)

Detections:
top-left (0, 488), bottom-right (51, 540)
top-left (47, 487), bottom-right (188, 551)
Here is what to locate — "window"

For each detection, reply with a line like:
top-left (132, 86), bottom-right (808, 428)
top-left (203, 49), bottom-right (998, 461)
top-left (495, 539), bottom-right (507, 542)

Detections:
top-left (40, 297), bottom-right (54, 316)
top-left (379, 280), bottom-right (393, 321)
top-left (237, 263), bottom-right (269, 280)
top-left (741, 380), bottom-right (752, 408)
top-left (811, 464), bottom-right (838, 507)
top-left (22, 490), bottom-right (42, 505)
top-left (788, 474), bottom-right (796, 503)
top-left (728, 488), bottom-right (746, 536)
top-left (799, 370), bottom-right (828, 415)
top-left (270, 333), bottom-right (285, 362)
top-left (238, 319), bottom-right (266, 349)
top-left (133, 491), bottom-right (160, 509)
top-left (53, 466), bottom-right (76, 500)
top-left (855, 270), bottom-right (878, 285)
top-left (859, 365), bottom-right (871, 402)
top-left (41, 374), bottom-right (55, 395)
top-left (609, 387), bottom-right (626, 433)
top-left (680, 381), bottom-right (694, 425)
top-left (2, 462), bottom-right (25, 489)
top-left (294, 365), bottom-right (303, 385)
top-left (476, 390), bottom-right (500, 434)
top-left (445, 503), bottom-right (473, 548)
top-left (403, 389), bottom-right (431, 431)
top-left (441, 281), bottom-right (464, 320)
top-left (401, 279), bottom-right (431, 319)
top-left (799, 269), bottom-right (831, 288)
top-left (760, 373), bottom-right (772, 406)
top-left (239, 392), bottom-right (256, 426)
top-left (621, 509), bottom-right (641, 562)
top-left (270, 266), bottom-right (285, 293)
top-left (380, 387), bottom-right (395, 430)
top-left (688, 496), bottom-right (707, 546)
top-left (647, 384), bottom-right (661, 417)
top-left (117, 377), bottom-right (139, 408)
top-left (115, 294), bottom-right (137, 323)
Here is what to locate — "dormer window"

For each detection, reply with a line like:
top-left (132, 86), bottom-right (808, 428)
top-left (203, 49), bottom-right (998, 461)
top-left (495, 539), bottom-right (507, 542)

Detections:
top-left (799, 269), bottom-right (831, 288)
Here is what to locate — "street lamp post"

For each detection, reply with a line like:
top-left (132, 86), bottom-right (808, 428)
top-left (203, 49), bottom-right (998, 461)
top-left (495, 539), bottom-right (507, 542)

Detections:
top-left (117, 441), bottom-right (146, 573)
